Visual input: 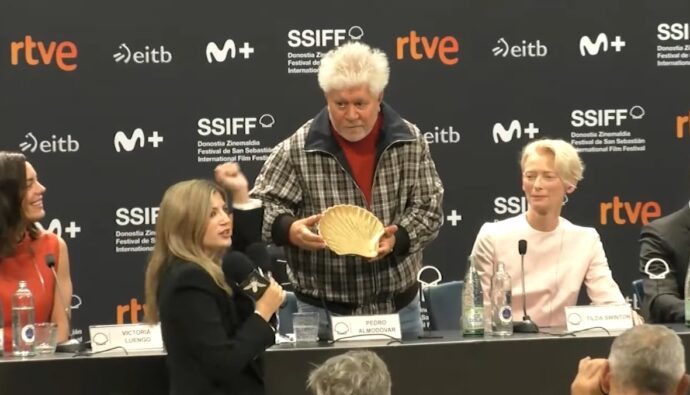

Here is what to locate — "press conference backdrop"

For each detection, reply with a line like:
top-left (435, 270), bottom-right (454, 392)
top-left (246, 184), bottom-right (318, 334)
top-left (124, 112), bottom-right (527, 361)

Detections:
top-left (1, 0), bottom-right (689, 338)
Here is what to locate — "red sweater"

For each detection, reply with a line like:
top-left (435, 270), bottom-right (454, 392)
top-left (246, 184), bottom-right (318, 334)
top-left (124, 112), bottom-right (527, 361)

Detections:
top-left (331, 115), bottom-right (383, 207)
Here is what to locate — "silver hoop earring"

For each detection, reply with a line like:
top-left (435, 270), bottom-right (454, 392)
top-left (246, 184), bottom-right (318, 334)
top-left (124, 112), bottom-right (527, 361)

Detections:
top-left (562, 195), bottom-right (569, 206)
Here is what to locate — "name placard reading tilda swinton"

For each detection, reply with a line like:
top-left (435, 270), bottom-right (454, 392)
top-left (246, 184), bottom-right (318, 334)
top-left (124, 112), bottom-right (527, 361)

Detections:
top-left (331, 314), bottom-right (402, 342)
top-left (89, 323), bottom-right (164, 352)
top-left (564, 304), bottom-right (634, 333)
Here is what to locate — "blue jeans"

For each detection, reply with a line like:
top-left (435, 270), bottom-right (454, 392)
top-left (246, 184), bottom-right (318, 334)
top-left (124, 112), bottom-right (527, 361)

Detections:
top-left (296, 294), bottom-right (424, 340)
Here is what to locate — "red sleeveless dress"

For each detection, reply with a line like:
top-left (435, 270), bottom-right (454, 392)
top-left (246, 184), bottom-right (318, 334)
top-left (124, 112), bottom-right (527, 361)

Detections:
top-left (0, 232), bottom-right (60, 352)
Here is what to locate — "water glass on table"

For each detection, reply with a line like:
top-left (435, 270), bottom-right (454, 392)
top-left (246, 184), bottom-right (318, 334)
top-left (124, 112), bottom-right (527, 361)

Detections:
top-left (292, 312), bottom-right (319, 343)
top-left (34, 322), bottom-right (58, 354)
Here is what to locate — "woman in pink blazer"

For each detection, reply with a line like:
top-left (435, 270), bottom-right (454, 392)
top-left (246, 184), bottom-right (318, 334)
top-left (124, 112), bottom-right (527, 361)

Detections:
top-left (471, 139), bottom-right (630, 328)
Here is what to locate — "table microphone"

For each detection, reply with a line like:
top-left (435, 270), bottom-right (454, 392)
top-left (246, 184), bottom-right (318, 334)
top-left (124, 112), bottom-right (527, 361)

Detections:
top-left (45, 254), bottom-right (87, 353)
top-left (513, 240), bottom-right (539, 333)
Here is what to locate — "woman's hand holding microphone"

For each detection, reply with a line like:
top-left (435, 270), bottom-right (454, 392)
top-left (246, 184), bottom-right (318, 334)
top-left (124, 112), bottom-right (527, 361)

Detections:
top-left (254, 279), bottom-right (285, 322)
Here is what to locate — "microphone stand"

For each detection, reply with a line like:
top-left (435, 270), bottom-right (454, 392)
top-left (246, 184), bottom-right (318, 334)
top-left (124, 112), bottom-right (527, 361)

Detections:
top-left (513, 252), bottom-right (539, 333)
top-left (46, 256), bottom-right (87, 353)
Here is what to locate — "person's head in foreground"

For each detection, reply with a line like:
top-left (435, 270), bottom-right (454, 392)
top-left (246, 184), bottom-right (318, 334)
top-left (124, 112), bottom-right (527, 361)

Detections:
top-left (571, 324), bottom-right (689, 395)
top-left (318, 41), bottom-right (389, 143)
top-left (307, 350), bottom-right (391, 395)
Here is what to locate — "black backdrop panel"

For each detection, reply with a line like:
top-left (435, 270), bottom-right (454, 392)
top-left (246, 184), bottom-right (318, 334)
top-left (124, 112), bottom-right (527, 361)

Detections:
top-left (1, 0), bottom-right (689, 336)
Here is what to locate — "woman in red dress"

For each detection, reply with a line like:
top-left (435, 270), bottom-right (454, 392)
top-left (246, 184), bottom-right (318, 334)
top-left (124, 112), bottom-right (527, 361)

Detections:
top-left (0, 151), bottom-right (73, 352)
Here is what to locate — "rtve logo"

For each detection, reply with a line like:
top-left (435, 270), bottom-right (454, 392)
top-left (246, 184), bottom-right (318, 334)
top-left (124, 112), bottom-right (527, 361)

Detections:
top-left (287, 26), bottom-right (364, 48)
top-left (206, 39), bottom-right (255, 63)
top-left (113, 128), bottom-right (164, 152)
top-left (19, 132), bottom-right (80, 153)
top-left (396, 31), bottom-right (459, 65)
top-left (492, 38), bottom-right (547, 58)
top-left (423, 126), bottom-right (460, 144)
top-left (599, 197), bottom-right (661, 225)
top-left (198, 114), bottom-right (275, 136)
top-left (36, 219), bottom-right (82, 239)
top-left (677, 110), bottom-right (690, 138)
top-left (117, 298), bottom-right (147, 324)
top-left (657, 23), bottom-right (690, 41)
top-left (571, 106), bottom-right (645, 127)
top-left (115, 207), bottom-right (159, 226)
top-left (579, 33), bottom-right (626, 56)
top-left (10, 35), bottom-right (77, 72)
top-left (492, 120), bottom-right (539, 143)
top-left (113, 43), bottom-right (172, 64)
top-left (494, 196), bottom-right (528, 215)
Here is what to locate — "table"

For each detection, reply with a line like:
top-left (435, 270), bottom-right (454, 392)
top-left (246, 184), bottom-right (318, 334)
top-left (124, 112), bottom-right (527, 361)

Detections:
top-left (1, 325), bottom-right (688, 395)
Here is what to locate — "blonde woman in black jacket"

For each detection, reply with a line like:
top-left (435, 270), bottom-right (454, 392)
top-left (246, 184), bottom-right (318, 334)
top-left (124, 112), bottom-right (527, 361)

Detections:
top-left (145, 179), bottom-right (284, 395)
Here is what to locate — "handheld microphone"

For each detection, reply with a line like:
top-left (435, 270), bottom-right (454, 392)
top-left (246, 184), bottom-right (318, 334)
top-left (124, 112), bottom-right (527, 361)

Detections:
top-left (223, 251), bottom-right (286, 307)
top-left (244, 242), bottom-right (272, 278)
top-left (223, 251), bottom-right (270, 298)
top-left (45, 254), bottom-right (85, 353)
top-left (513, 240), bottom-right (539, 333)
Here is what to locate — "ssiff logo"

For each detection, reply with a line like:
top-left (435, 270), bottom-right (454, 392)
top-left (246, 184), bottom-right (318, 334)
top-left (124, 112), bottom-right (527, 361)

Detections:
top-left (206, 39), bottom-right (255, 62)
top-left (396, 31), bottom-right (459, 65)
top-left (115, 207), bottom-right (159, 226)
top-left (677, 111), bottom-right (690, 138)
top-left (113, 129), bottom-right (164, 152)
top-left (571, 106), bottom-right (645, 127)
top-left (657, 23), bottom-right (690, 41)
top-left (287, 26), bottom-right (363, 48)
top-left (198, 114), bottom-right (275, 136)
top-left (600, 197), bottom-right (661, 225)
top-left (579, 33), bottom-right (626, 56)
top-left (494, 196), bottom-right (528, 215)
top-left (10, 35), bottom-right (78, 72)
top-left (492, 120), bottom-right (539, 143)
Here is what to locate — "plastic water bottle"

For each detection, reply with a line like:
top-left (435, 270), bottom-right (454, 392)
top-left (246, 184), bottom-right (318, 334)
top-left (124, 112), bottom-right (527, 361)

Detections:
top-left (491, 261), bottom-right (513, 336)
top-left (685, 269), bottom-right (690, 327)
top-left (462, 256), bottom-right (484, 336)
top-left (12, 281), bottom-right (35, 357)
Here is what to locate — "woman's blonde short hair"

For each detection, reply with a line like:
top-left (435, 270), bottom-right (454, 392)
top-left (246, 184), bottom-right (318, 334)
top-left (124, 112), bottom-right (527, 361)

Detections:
top-left (520, 139), bottom-right (584, 186)
top-left (144, 179), bottom-right (231, 323)
top-left (317, 41), bottom-right (390, 96)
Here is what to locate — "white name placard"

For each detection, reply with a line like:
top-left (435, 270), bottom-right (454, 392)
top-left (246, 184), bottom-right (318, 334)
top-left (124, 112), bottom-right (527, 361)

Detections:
top-left (565, 304), bottom-right (633, 333)
top-left (89, 323), bottom-right (164, 353)
top-left (331, 314), bottom-right (402, 342)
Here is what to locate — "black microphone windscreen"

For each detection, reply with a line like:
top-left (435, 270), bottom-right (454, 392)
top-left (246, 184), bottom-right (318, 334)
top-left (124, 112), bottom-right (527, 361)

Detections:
top-left (244, 242), bottom-right (272, 273)
top-left (222, 251), bottom-right (256, 284)
top-left (518, 239), bottom-right (527, 255)
top-left (45, 254), bottom-right (56, 268)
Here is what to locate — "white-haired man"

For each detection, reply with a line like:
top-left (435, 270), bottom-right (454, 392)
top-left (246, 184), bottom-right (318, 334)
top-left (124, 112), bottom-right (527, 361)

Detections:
top-left (307, 350), bottom-right (392, 395)
top-left (252, 41), bottom-right (444, 339)
top-left (571, 324), bottom-right (689, 395)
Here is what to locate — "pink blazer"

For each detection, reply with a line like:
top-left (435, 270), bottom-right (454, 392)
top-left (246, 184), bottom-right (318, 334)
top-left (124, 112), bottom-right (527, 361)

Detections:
top-left (471, 214), bottom-right (626, 327)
